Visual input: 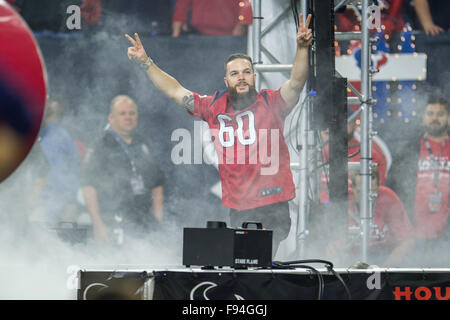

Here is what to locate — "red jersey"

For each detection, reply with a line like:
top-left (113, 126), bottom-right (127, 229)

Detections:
top-left (172, 0), bottom-right (252, 36)
top-left (413, 136), bottom-right (450, 239)
top-left (191, 89), bottom-right (296, 210)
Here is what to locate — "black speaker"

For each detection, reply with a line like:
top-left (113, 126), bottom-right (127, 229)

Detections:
top-left (183, 221), bottom-right (272, 268)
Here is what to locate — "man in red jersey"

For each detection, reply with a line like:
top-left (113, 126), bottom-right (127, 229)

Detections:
top-left (126, 14), bottom-right (312, 256)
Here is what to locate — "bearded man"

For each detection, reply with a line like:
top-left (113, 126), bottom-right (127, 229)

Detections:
top-left (125, 14), bottom-right (313, 257)
top-left (387, 93), bottom-right (450, 266)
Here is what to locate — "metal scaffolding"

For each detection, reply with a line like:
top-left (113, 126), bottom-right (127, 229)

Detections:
top-left (248, 0), bottom-right (376, 263)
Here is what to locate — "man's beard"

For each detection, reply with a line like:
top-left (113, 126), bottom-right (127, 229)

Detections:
top-left (228, 83), bottom-right (258, 111)
top-left (424, 122), bottom-right (448, 137)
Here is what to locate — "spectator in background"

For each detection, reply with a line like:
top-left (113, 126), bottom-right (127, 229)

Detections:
top-left (81, 95), bottom-right (165, 245)
top-left (320, 108), bottom-right (389, 204)
top-left (172, 0), bottom-right (252, 37)
top-left (412, 0), bottom-right (450, 36)
top-left (32, 97), bottom-right (81, 227)
top-left (325, 168), bottom-right (415, 267)
top-left (347, 168), bottom-right (415, 267)
top-left (387, 93), bottom-right (450, 265)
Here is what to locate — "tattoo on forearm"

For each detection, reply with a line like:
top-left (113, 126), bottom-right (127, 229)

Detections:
top-left (182, 94), bottom-right (194, 113)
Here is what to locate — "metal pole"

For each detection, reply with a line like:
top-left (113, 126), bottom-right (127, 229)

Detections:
top-left (368, 37), bottom-right (379, 251)
top-left (254, 64), bottom-right (293, 72)
top-left (247, 19), bottom-right (253, 61)
top-left (368, 71), bottom-right (375, 252)
top-left (296, 0), bottom-right (309, 259)
top-left (261, 6), bottom-right (290, 38)
top-left (359, 0), bottom-right (371, 263)
top-left (335, 32), bottom-right (362, 41)
top-left (252, 0), bottom-right (262, 91)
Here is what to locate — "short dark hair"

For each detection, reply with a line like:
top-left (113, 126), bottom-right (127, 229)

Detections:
top-left (417, 91), bottom-right (449, 117)
top-left (427, 93), bottom-right (448, 110)
top-left (224, 53), bottom-right (254, 74)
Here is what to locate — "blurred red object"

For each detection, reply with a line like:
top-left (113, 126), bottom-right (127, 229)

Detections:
top-left (0, 2), bottom-right (46, 182)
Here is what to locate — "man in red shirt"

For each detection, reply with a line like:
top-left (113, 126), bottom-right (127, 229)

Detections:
top-left (320, 110), bottom-right (388, 203)
top-left (346, 168), bottom-right (415, 267)
top-left (413, 98), bottom-right (450, 239)
top-left (125, 14), bottom-right (312, 256)
top-left (388, 93), bottom-right (450, 266)
top-left (171, 0), bottom-right (252, 37)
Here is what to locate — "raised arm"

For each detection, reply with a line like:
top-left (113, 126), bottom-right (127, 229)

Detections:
top-left (280, 13), bottom-right (312, 107)
top-left (125, 33), bottom-right (195, 113)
